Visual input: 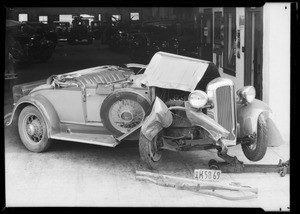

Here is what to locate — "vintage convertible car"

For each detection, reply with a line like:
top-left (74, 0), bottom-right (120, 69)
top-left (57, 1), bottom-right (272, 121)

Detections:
top-left (6, 52), bottom-right (273, 169)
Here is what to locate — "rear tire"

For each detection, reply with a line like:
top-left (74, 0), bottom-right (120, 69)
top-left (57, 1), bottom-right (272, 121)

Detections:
top-left (242, 112), bottom-right (268, 161)
top-left (139, 134), bottom-right (163, 170)
top-left (18, 106), bottom-right (51, 152)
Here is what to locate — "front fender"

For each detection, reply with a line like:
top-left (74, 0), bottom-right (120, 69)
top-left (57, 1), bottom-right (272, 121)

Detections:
top-left (6, 94), bottom-right (61, 137)
top-left (185, 102), bottom-right (230, 141)
top-left (140, 97), bottom-right (173, 141)
top-left (237, 99), bottom-right (272, 137)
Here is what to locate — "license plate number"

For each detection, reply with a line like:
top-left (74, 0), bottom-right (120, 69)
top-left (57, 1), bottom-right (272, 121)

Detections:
top-left (194, 169), bottom-right (221, 182)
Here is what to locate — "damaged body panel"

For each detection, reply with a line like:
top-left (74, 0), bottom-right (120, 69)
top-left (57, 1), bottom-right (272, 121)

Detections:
top-left (185, 102), bottom-right (230, 141)
top-left (141, 97), bottom-right (173, 141)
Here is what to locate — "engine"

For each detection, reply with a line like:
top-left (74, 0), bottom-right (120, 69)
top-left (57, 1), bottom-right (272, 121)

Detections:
top-left (155, 87), bottom-right (208, 140)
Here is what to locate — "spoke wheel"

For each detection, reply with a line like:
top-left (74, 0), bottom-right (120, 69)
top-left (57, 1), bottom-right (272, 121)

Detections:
top-left (108, 99), bottom-right (146, 134)
top-left (18, 106), bottom-right (51, 152)
top-left (100, 91), bottom-right (151, 137)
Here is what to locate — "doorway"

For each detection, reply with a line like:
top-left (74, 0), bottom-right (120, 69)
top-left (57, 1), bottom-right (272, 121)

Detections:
top-left (245, 7), bottom-right (263, 100)
top-left (199, 9), bottom-right (213, 61)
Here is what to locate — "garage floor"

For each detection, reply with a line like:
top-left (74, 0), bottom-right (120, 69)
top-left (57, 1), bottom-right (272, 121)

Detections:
top-left (4, 40), bottom-right (290, 210)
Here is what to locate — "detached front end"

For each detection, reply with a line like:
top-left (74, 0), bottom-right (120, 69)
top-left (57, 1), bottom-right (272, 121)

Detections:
top-left (137, 52), bottom-right (272, 169)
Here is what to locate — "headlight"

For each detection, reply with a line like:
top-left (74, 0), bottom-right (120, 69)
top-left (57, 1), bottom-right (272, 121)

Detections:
top-left (188, 90), bottom-right (208, 108)
top-left (237, 86), bottom-right (256, 103)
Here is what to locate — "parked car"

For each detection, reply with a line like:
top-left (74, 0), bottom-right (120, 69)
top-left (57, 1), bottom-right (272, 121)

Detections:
top-left (67, 16), bottom-right (93, 45)
top-left (5, 52), bottom-right (273, 169)
top-left (53, 21), bottom-right (70, 41)
top-left (21, 22), bottom-right (58, 46)
top-left (6, 21), bottom-right (31, 72)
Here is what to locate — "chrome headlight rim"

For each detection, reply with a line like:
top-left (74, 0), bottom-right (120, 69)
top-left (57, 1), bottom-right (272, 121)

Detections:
top-left (237, 86), bottom-right (256, 103)
top-left (188, 90), bottom-right (208, 109)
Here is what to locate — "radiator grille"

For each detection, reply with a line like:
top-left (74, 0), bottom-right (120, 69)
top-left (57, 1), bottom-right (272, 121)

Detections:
top-left (216, 86), bottom-right (235, 140)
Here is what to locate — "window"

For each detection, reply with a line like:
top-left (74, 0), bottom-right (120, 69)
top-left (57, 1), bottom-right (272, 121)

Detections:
top-left (59, 14), bottom-right (73, 24)
top-left (98, 14), bottom-right (101, 21)
top-left (112, 15), bottom-right (121, 22)
top-left (130, 12), bottom-right (140, 21)
top-left (223, 8), bottom-right (236, 76)
top-left (39, 16), bottom-right (48, 24)
top-left (18, 13), bottom-right (28, 22)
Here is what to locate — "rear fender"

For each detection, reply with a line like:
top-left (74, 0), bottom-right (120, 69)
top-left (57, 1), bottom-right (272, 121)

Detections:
top-left (6, 94), bottom-right (61, 137)
top-left (140, 97), bottom-right (173, 141)
top-left (237, 99), bottom-right (272, 137)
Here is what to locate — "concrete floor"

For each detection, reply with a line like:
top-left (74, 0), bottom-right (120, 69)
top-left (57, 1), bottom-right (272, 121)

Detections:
top-left (4, 40), bottom-right (290, 210)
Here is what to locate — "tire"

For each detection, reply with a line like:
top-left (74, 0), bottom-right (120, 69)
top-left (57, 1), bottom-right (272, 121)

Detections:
top-left (100, 91), bottom-right (151, 137)
top-left (242, 112), bottom-right (268, 161)
top-left (139, 134), bottom-right (163, 170)
top-left (18, 106), bottom-right (51, 152)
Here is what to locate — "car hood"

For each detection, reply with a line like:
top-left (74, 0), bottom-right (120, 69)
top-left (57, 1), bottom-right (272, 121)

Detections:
top-left (140, 52), bottom-right (212, 92)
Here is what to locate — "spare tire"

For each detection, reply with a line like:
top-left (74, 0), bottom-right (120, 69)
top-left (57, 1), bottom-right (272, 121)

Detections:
top-left (100, 91), bottom-right (151, 137)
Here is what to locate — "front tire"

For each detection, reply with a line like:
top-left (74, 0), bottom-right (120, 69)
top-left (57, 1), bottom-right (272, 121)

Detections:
top-left (242, 112), bottom-right (268, 161)
top-left (139, 134), bottom-right (163, 170)
top-left (18, 106), bottom-right (51, 152)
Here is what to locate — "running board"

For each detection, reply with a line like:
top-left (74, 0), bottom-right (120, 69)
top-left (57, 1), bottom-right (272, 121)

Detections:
top-left (50, 132), bottom-right (118, 147)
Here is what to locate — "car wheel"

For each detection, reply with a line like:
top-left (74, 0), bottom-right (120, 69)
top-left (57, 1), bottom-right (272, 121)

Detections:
top-left (100, 91), bottom-right (151, 137)
top-left (241, 112), bottom-right (268, 161)
top-left (139, 134), bottom-right (163, 170)
top-left (18, 106), bottom-right (51, 152)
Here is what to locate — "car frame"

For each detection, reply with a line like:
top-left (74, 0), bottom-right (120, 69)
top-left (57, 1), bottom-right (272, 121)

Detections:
top-left (6, 52), bottom-right (273, 169)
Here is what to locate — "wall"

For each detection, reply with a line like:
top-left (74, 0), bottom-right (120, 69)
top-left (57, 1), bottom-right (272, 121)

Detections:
top-left (263, 3), bottom-right (290, 142)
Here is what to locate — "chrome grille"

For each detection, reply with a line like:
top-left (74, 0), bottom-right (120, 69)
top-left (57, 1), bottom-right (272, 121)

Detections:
top-left (215, 85), bottom-right (235, 140)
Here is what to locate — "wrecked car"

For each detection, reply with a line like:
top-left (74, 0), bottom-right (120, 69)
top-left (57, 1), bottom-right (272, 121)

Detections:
top-left (5, 52), bottom-right (272, 169)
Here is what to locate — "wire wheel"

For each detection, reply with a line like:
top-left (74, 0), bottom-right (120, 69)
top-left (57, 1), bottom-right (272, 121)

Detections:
top-left (18, 106), bottom-right (51, 152)
top-left (23, 114), bottom-right (44, 143)
top-left (108, 99), bottom-right (146, 133)
top-left (100, 91), bottom-right (151, 137)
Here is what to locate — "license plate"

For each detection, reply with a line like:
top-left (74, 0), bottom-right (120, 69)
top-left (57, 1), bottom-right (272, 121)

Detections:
top-left (194, 169), bottom-right (222, 182)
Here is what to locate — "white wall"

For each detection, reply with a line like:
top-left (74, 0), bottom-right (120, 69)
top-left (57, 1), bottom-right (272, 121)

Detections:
top-left (263, 3), bottom-right (290, 142)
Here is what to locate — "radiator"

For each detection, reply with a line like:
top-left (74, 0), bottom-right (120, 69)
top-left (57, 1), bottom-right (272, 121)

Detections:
top-left (206, 78), bottom-right (237, 143)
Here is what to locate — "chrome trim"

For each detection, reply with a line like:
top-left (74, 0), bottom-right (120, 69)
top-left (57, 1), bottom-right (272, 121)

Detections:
top-left (206, 78), bottom-right (237, 144)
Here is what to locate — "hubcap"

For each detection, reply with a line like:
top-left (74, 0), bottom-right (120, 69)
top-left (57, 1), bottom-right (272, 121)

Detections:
top-left (120, 111), bottom-right (133, 122)
top-left (27, 124), bottom-right (35, 136)
top-left (24, 114), bottom-right (43, 143)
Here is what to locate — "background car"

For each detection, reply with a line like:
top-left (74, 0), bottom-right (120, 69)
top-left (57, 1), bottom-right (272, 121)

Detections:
top-left (67, 16), bottom-right (93, 45)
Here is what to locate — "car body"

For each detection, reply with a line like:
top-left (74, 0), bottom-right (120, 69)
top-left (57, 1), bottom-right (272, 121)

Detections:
top-left (6, 52), bottom-right (273, 168)
top-left (53, 21), bottom-right (70, 40)
top-left (67, 16), bottom-right (93, 45)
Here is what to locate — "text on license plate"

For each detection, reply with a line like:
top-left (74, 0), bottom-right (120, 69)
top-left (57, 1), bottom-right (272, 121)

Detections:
top-left (194, 169), bottom-right (222, 181)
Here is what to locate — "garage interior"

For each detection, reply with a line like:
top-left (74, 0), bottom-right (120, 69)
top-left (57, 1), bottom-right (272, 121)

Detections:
top-left (4, 6), bottom-right (290, 210)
